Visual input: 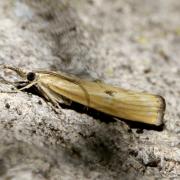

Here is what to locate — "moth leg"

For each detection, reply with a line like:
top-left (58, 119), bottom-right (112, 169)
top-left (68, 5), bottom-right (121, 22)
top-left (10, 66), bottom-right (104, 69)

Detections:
top-left (92, 79), bottom-right (103, 83)
top-left (0, 81), bottom-right (37, 93)
top-left (113, 117), bottom-right (132, 131)
top-left (59, 96), bottom-right (72, 106)
top-left (46, 83), bottom-right (72, 106)
top-left (18, 81), bottom-right (37, 91)
top-left (37, 84), bottom-right (60, 108)
top-left (38, 85), bottom-right (72, 116)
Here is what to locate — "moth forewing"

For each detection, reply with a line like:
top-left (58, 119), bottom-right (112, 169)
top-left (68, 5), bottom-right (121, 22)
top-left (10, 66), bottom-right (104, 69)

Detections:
top-left (1, 66), bottom-right (165, 126)
top-left (36, 71), bottom-right (165, 126)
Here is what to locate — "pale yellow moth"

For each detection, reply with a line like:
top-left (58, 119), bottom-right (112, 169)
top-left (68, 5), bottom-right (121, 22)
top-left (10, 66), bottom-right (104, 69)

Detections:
top-left (1, 65), bottom-right (165, 126)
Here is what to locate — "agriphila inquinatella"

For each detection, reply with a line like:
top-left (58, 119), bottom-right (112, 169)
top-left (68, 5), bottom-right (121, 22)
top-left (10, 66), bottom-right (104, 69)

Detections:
top-left (0, 65), bottom-right (166, 126)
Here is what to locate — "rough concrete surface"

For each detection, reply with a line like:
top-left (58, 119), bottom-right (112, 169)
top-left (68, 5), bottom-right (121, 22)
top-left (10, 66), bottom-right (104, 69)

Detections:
top-left (0, 0), bottom-right (180, 179)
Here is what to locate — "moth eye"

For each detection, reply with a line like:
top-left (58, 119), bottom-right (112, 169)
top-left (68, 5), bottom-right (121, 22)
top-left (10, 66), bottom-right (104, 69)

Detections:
top-left (27, 72), bottom-right (36, 81)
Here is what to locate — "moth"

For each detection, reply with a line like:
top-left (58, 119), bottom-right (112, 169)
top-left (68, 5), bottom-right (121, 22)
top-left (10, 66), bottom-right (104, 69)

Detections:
top-left (1, 65), bottom-right (165, 126)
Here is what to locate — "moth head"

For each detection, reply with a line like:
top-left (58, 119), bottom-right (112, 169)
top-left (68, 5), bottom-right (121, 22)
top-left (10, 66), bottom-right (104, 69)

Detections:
top-left (0, 65), bottom-right (38, 90)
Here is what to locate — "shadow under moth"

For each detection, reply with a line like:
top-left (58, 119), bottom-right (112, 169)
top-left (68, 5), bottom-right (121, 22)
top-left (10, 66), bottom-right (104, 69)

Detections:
top-left (1, 65), bottom-right (166, 126)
